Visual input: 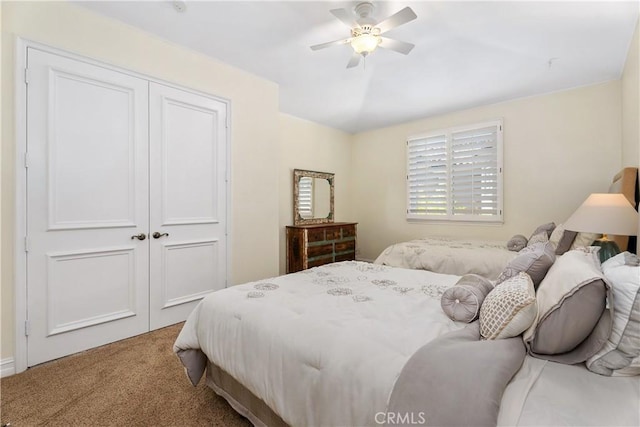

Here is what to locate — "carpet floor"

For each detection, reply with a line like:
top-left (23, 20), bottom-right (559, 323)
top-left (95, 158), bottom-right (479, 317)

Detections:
top-left (0, 323), bottom-right (251, 426)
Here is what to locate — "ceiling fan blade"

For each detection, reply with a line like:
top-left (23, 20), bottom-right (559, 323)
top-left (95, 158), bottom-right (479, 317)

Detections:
top-left (330, 8), bottom-right (360, 29)
top-left (310, 38), bottom-right (352, 51)
top-left (376, 7), bottom-right (417, 34)
top-left (379, 37), bottom-right (415, 55)
top-left (346, 53), bottom-right (361, 69)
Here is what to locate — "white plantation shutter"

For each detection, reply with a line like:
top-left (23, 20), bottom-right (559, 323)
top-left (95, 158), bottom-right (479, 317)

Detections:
top-left (298, 177), bottom-right (313, 217)
top-left (407, 133), bottom-right (448, 216)
top-left (407, 120), bottom-right (503, 222)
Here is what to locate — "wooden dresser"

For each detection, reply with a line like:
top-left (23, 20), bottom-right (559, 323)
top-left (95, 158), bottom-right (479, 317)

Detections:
top-left (286, 222), bottom-right (357, 273)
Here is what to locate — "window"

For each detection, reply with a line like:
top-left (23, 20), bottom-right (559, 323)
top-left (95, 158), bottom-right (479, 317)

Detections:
top-left (406, 120), bottom-right (503, 222)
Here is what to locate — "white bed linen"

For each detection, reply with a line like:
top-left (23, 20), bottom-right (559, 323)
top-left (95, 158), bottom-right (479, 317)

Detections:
top-left (176, 261), bottom-right (640, 426)
top-left (499, 357), bottom-right (640, 426)
top-left (374, 237), bottom-right (517, 279)
top-left (176, 261), bottom-right (463, 426)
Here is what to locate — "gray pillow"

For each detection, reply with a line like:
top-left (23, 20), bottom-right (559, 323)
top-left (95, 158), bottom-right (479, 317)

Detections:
top-left (529, 222), bottom-right (556, 240)
top-left (527, 231), bottom-right (549, 247)
top-left (496, 242), bottom-right (555, 288)
top-left (523, 248), bottom-right (613, 365)
top-left (555, 229), bottom-right (578, 255)
top-left (441, 274), bottom-right (494, 323)
top-left (507, 235), bottom-right (527, 252)
top-left (530, 279), bottom-right (606, 354)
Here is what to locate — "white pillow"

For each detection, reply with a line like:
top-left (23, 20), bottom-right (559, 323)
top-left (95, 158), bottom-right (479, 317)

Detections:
top-left (586, 252), bottom-right (640, 376)
top-left (479, 272), bottom-right (537, 340)
top-left (570, 232), bottom-right (600, 249)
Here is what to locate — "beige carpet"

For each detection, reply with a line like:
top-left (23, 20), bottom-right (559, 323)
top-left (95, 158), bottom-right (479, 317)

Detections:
top-left (0, 323), bottom-right (251, 426)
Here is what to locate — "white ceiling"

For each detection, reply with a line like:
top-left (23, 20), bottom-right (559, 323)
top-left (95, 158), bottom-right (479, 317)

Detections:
top-left (77, 1), bottom-right (639, 133)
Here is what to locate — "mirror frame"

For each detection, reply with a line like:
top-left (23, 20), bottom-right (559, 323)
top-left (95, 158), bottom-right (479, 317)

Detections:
top-left (293, 169), bottom-right (335, 225)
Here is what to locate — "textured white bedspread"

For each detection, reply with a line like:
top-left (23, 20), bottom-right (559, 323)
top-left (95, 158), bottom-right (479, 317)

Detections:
top-left (175, 261), bottom-right (640, 426)
top-left (175, 261), bottom-right (463, 426)
top-left (374, 237), bottom-right (517, 279)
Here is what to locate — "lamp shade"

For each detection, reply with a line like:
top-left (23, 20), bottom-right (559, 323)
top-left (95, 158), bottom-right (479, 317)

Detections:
top-left (564, 193), bottom-right (638, 236)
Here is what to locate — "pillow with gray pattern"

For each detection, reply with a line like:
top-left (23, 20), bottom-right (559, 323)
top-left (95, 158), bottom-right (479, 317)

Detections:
top-left (496, 241), bottom-right (555, 288)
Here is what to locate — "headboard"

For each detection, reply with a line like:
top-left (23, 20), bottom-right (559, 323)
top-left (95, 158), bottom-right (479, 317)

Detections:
top-left (609, 167), bottom-right (639, 253)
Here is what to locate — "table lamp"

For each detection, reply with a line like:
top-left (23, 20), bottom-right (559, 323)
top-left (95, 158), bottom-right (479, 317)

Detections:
top-left (564, 193), bottom-right (639, 262)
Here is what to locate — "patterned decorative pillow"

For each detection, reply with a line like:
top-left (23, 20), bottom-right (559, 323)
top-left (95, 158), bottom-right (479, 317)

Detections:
top-left (496, 242), bottom-right (555, 288)
top-left (529, 222), bottom-right (556, 240)
top-left (527, 231), bottom-right (549, 247)
top-left (523, 248), bottom-right (612, 364)
top-left (507, 235), bottom-right (528, 252)
top-left (441, 274), bottom-right (495, 323)
top-left (587, 252), bottom-right (640, 376)
top-left (480, 272), bottom-right (537, 340)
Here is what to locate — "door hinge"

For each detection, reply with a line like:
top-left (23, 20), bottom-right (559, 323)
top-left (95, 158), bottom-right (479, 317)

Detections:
top-left (25, 320), bottom-right (30, 337)
top-left (24, 152), bottom-right (29, 169)
top-left (24, 236), bottom-right (29, 253)
top-left (24, 68), bottom-right (29, 85)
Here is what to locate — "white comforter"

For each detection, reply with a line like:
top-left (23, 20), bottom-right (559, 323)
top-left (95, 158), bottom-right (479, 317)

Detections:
top-left (175, 261), bottom-right (463, 426)
top-left (175, 261), bottom-right (640, 426)
top-left (374, 237), bottom-right (517, 279)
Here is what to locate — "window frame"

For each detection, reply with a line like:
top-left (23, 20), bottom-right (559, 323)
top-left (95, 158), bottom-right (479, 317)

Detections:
top-left (406, 119), bottom-right (503, 223)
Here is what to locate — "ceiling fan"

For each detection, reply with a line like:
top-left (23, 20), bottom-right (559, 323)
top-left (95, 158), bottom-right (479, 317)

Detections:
top-left (311, 2), bottom-right (417, 68)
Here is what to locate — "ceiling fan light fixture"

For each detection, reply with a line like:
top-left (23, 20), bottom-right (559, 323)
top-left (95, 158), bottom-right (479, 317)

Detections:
top-left (351, 33), bottom-right (380, 55)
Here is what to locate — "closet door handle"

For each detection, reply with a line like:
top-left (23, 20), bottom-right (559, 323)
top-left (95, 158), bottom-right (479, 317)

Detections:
top-left (131, 233), bottom-right (146, 241)
top-left (152, 232), bottom-right (169, 239)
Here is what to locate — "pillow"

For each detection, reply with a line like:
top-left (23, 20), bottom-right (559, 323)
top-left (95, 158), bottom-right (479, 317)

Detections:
top-left (548, 223), bottom-right (578, 255)
top-left (496, 242), bottom-right (555, 288)
top-left (569, 232), bottom-right (600, 250)
top-left (480, 272), bottom-right (537, 340)
top-left (527, 231), bottom-right (549, 247)
top-left (506, 235), bottom-right (527, 252)
top-left (441, 274), bottom-right (495, 323)
top-left (529, 222), bottom-right (556, 240)
top-left (523, 248), bottom-right (613, 364)
top-left (586, 252), bottom-right (640, 376)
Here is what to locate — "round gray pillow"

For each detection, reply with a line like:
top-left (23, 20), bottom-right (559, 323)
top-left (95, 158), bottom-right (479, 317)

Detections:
top-left (507, 234), bottom-right (528, 252)
top-left (441, 274), bottom-right (495, 323)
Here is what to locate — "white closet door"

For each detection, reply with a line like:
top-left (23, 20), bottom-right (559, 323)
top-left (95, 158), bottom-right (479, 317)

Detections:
top-left (26, 48), bottom-right (150, 366)
top-left (148, 82), bottom-right (227, 330)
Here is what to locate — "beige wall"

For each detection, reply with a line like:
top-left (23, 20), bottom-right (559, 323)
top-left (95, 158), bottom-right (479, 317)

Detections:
top-left (352, 82), bottom-right (623, 261)
top-left (1, 2), bottom-right (280, 361)
top-left (278, 114), bottom-right (353, 274)
top-left (622, 20), bottom-right (639, 168)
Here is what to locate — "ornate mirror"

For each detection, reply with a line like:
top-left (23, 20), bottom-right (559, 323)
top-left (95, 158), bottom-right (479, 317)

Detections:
top-left (293, 169), bottom-right (334, 225)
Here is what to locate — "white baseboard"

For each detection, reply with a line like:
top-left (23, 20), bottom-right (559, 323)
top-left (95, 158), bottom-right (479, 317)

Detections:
top-left (1, 358), bottom-right (16, 378)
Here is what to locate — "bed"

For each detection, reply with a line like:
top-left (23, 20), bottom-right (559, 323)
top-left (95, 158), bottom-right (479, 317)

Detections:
top-left (174, 259), bottom-right (640, 426)
top-left (374, 167), bottom-right (639, 279)
top-left (373, 236), bottom-right (517, 279)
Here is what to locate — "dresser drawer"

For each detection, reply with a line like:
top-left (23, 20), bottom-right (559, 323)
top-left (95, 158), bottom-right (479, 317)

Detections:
top-left (335, 252), bottom-right (355, 262)
top-left (341, 225), bottom-right (356, 238)
top-left (335, 240), bottom-right (356, 253)
top-left (307, 229), bottom-right (325, 243)
top-left (325, 228), bottom-right (341, 240)
top-left (308, 256), bottom-right (333, 268)
top-left (307, 243), bottom-right (333, 257)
